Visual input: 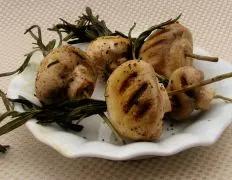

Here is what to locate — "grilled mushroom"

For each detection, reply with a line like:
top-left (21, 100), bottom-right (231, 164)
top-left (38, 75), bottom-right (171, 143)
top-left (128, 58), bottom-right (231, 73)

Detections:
top-left (87, 36), bottom-right (131, 78)
top-left (35, 45), bottom-right (97, 104)
top-left (139, 23), bottom-right (218, 78)
top-left (105, 60), bottom-right (171, 140)
top-left (139, 23), bottom-right (193, 77)
top-left (167, 66), bottom-right (214, 120)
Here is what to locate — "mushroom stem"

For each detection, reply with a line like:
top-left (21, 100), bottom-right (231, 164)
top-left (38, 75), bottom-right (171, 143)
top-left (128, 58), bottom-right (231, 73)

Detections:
top-left (168, 71), bottom-right (232, 95)
top-left (99, 113), bottom-right (125, 144)
top-left (186, 53), bottom-right (218, 62)
top-left (214, 95), bottom-right (232, 102)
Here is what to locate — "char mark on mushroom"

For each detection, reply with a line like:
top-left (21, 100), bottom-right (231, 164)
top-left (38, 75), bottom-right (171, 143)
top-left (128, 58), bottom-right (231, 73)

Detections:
top-left (119, 72), bottom-right (138, 93)
top-left (123, 82), bottom-right (148, 113)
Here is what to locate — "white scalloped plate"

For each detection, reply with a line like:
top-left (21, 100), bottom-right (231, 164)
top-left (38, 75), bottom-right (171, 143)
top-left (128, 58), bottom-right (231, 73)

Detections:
top-left (7, 47), bottom-right (232, 160)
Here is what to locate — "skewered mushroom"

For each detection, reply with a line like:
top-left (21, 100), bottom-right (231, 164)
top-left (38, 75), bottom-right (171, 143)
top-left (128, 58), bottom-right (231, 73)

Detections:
top-left (105, 60), bottom-right (171, 140)
top-left (36, 45), bottom-right (97, 104)
top-left (139, 23), bottom-right (193, 78)
top-left (138, 23), bottom-right (218, 78)
top-left (167, 66), bottom-right (214, 120)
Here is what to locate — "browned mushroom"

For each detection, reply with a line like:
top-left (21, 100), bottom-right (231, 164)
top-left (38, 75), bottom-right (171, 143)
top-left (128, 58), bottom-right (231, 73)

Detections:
top-left (105, 60), bottom-right (171, 140)
top-left (35, 45), bottom-right (97, 104)
top-left (139, 23), bottom-right (218, 78)
top-left (87, 36), bottom-right (131, 78)
top-left (167, 66), bottom-right (214, 120)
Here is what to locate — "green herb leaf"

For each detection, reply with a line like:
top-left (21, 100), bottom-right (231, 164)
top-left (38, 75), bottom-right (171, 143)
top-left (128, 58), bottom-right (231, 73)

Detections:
top-left (0, 49), bottom-right (38, 77)
top-left (0, 111), bottom-right (19, 123)
top-left (0, 90), bottom-right (13, 111)
top-left (25, 25), bottom-right (62, 57)
top-left (50, 7), bottom-right (128, 44)
top-left (0, 96), bottom-right (107, 138)
top-left (0, 25), bottom-right (62, 78)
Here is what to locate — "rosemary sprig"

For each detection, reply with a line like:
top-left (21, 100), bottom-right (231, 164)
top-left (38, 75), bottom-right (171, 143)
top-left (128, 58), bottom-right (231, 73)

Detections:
top-left (0, 50), bottom-right (38, 77)
top-left (132, 14), bottom-right (182, 59)
top-left (50, 7), bottom-right (127, 44)
top-left (24, 25), bottom-right (62, 57)
top-left (0, 25), bottom-right (62, 78)
top-left (0, 90), bottom-right (126, 153)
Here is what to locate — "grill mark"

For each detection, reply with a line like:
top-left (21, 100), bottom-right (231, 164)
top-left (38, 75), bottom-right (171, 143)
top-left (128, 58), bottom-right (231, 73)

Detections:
top-left (180, 76), bottom-right (188, 86)
top-left (181, 76), bottom-right (196, 98)
top-left (141, 38), bottom-right (167, 54)
top-left (123, 83), bottom-right (148, 113)
top-left (135, 101), bottom-right (152, 118)
top-left (119, 72), bottom-right (138, 93)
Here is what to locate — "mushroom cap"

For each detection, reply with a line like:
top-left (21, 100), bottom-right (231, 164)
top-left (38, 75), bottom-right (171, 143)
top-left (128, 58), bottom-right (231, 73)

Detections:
top-left (35, 45), bottom-right (96, 104)
top-left (139, 23), bottom-right (193, 78)
top-left (106, 60), bottom-right (171, 140)
top-left (87, 36), bottom-right (131, 77)
top-left (167, 66), bottom-right (213, 120)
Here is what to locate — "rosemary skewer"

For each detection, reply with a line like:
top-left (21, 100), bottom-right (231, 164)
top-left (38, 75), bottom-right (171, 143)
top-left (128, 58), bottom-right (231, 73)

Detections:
top-left (213, 95), bottom-right (232, 102)
top-left (168, 71), bottom-right (232, 96)
top-left (185, 53), bottom-right (218, 62)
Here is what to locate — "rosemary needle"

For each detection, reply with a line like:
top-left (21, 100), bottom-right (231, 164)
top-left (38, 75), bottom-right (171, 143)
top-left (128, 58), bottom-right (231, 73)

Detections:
top-left (99, 113), bottom-right (125, 144)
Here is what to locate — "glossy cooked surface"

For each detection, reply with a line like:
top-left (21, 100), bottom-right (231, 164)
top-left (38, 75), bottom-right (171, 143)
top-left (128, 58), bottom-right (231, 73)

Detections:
top-left (139, 23), bottom-right (193, 77)
top-left (106, 60), bottom-right (171, 140)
